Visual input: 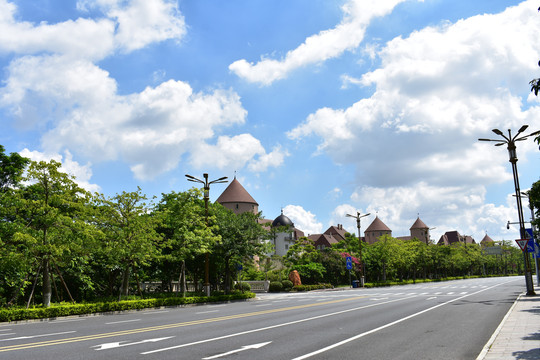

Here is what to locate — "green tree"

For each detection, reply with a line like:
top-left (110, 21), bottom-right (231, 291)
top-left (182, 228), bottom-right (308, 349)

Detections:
top-left (13, 160), bottom-right (95, 307)
top-left (213, 205), bottom-right (270, 293)
top-left (0, 146), bottom-right (30, 306)
top-left (98, 188), bottom-right (163, 299)
top-left (156, 189), bottom-right (218, 296)
top-left (529, 180), bottom-right (540, 234)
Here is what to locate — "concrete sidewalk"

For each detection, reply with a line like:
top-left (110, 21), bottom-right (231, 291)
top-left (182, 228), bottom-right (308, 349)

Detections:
top-left (477, 293), bottom-right (540, 359)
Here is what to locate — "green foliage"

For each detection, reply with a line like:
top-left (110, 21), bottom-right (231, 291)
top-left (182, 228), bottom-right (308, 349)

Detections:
top-left (281, 280), bottom-right (293, 292)
top-left (293, 263), bottom-right (326, 284)
top-left (212, 205), bottom-right (271, 293)
top-left (268, 281), bottom-right (283, 292)
top-left (292, 284), bottom-right (333, 292)
top-left (233, 282), bottom-right (251, 291)
top-left (0, 293), bottom-right (255, 322)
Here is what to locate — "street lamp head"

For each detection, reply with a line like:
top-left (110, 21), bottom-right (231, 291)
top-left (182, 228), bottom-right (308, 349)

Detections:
top-left (517, 125), bottom-right (529, 135)
top-left (492, 128), bottom-right (504, 136)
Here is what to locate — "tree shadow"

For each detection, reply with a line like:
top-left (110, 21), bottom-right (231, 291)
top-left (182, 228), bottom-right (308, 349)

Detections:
top-left (512, 347), bottom-right (540, 359)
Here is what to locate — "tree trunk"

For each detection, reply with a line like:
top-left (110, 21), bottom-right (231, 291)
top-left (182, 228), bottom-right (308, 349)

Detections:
top-left (42, 258), bottom-right (52, 307)
top-left (224, 257), bottom-right (231, 294)
top-left (119, 265), bottom-right (130, 300)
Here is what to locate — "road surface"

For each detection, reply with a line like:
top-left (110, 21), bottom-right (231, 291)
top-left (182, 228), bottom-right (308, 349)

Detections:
top-left (0, 276), bottom-right (524, 359)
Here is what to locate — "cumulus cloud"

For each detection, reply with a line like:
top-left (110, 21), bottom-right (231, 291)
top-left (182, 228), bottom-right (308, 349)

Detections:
top-left (0, 56), bottom-right (250, 180)
top-left (229, 0), bottom-right (407, 85)
top-left (289, 0), bottom-right (540, 240)
top-left (0, 1), bottom-right (285, 181)
top-left (283, 205), bottom-right (323, 235)
top-left (349, 183), bottom-right (517, 242)
top-left (19, 149), bottom-right (101, 193)
top-left (0, 0), bottom-right (184, 60)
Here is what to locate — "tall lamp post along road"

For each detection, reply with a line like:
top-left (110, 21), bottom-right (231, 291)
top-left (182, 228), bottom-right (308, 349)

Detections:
top-left (479, 125), bottom-right (540, 296)
top-left (186, 173), bottom-right (228, 297)
top-left (346, 211), bottom-right (370, 287)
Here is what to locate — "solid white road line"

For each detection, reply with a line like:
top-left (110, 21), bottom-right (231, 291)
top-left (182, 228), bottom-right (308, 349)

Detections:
top-left (0, 331), bottom-right (76, 342)
top-left (291, 279), bottom-right (516, 360)
top-left (141, 296), bottom-right (417, 355)
top-left (105, 319), bottom-right (141, 325)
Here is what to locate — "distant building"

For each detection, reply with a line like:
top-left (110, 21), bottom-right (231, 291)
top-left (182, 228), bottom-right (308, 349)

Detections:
top-left (216, 177), bottom-right (258, 215)
top-left (437, 231), bottom-right (476, 245)
top-left (480, 234), bottom-right (494, 246)
top-left (364, 216), bottom-right (432, 245)
top-left (216, 178), bottom-right (303, 256)
top-left (308, 224), bottom-right (350, 251)
top-left (268, 210), bottom-right (304, 256)
top-left (364, 216), bottom-right (392, 244)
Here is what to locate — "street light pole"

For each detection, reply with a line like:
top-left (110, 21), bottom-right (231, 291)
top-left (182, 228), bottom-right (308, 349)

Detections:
top-left (346, 211), bottom-right (370, 287)
top-left (479, 125), bottom-right (540, 296)
top-left (186, 173), bottom-right (228, 297)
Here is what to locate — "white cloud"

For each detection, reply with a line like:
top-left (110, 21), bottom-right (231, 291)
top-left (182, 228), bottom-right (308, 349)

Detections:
top-left (288, 1), bottom-right (540, 187)
top-left (283, 204), bottom-right (323, 235)
top-left (229, 0), bottom-right (407, 85)
top-left (19, 149), bottom-right (101, 193)
top-left (0, 55), bottom-right (256, 180)
top-left (287, 1), bottom-right (540, 240)
top-left (0, 0), bottom-right (185, 60)
top-left (349, 182), bottom-right (519, 243)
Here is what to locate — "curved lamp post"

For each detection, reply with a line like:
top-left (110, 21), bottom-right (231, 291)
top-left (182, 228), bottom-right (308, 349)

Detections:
top-left (186, 173), bottom-right (228, 297)
top-left (346, 212), bottom-right (370, 287)
top-left (479, 125), bottom-right (539, 295)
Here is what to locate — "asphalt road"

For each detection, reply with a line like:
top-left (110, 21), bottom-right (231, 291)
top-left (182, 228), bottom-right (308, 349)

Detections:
top-left (0, 276), bottom-right (524, 360)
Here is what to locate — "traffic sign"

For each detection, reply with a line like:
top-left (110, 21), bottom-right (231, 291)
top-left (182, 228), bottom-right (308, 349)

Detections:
top-left (515, 239), bottom-right (528, 251)
top-left (345, 256), bottom-right (353, 270)
top-left (525, 228), bottom-right (533, 239)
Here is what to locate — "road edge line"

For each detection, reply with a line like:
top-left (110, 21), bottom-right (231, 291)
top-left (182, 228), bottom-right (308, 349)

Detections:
top-left (475, 292), bottom-right (523, 360)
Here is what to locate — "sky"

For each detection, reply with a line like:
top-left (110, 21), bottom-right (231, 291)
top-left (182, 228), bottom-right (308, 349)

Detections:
top-left (1, 0), bottom-right (540, 244)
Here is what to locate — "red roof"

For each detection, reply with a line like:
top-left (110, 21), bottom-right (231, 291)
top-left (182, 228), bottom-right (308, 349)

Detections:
top-left (410, 217), bottom-right (428, 230)
top-left (216, 178), bottom-right (258, 205)
top-left (365, 216), bottom-right (391, 232)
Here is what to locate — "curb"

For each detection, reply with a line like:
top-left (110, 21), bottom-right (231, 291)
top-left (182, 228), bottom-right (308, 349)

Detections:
top-left (475, 292), bottom-right (523, 360)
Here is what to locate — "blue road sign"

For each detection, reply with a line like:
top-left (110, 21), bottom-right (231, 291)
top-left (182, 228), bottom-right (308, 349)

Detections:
top-left (346, 256), bottom-right (353, 270)
top-left (525, 228), bottom-right (533, 240)
top-left (527, 239), bottom-right (539, 258)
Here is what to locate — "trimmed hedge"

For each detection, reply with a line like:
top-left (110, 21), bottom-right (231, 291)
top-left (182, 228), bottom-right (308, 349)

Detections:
top-left (0, 292), bottom-right (255, 322)
top-left (293, 283), bottom-right (333, 292)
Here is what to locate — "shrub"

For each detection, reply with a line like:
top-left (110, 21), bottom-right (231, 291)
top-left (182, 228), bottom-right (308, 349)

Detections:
top-left (268, 281), bottom-right (283, 292)
top-left (234, 282), bottom-right (251, 292)
top-left (0, 293), bottom-right (256, 322)
top-left (281, 280), bottom-right (293, 292)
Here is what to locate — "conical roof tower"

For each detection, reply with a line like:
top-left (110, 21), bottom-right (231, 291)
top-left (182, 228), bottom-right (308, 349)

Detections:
top-left (216, 177), bottom-right (258, 215)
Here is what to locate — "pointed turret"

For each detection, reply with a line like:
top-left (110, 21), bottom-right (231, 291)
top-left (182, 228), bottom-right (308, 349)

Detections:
top-left (216, 177), bottom-right (258, 214)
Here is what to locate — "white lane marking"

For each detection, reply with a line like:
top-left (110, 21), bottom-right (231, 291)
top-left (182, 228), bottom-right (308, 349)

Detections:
top-left (291, 279), bottom-right (516, 360)
top-left (142, 310), bottom-right (169, 315)
top-left (460, 292), bottom-right (468, 295)
top-left (0, 329), bottom-right (12, 332)
top-left (0, 331), bottom-right (76, 342)
top-left (0, 333), bottom-right (16, 336)
top-left (94, 337), bottom-right (174, 350)
top-left (426, 297), bottom-right (437, 301)
top-left (447, 292), bottom-right (455, 295)
top-left (202, 341), bottom-right (271, 359)
top-left (105, 319), bottom-right (141, 325)
top-left (50, 318), bottom-right (87, 323)
top-left (434, 292), bottom-right (442, 295)
top-left (141, 296), bottom-right (417, 355)
top-left (196, 310), bottom-right (220, 314)
top-left (254, 304), bottom-right (272, 307)
top-left (370, 298), bottom-right (389, 301)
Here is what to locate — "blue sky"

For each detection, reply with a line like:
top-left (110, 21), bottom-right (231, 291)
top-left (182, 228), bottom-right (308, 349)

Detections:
top-left (1, 0), bottom-right (540, 243)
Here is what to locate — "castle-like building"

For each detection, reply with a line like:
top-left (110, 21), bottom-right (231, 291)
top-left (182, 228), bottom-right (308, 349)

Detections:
top-left (215, 177), bottom-right (474, 250)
